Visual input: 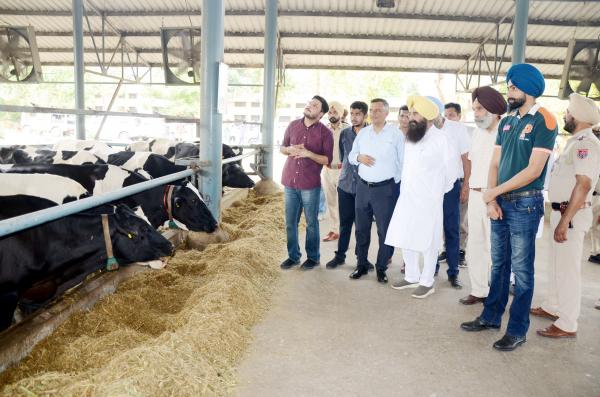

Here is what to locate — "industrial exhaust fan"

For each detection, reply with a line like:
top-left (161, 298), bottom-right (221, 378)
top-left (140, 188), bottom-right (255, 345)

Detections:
top-left (0, 26), bottom-right (42, 83)
top-left (558, 39), bottom-right (600, 100)
top-left (161, 28), bottom-right (201, 85)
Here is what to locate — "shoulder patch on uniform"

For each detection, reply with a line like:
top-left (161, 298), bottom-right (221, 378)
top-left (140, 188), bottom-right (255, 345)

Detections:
top-left (577, 149), bottom-right (589, 159)
top-left (537, 107), bottom-right (557, 131)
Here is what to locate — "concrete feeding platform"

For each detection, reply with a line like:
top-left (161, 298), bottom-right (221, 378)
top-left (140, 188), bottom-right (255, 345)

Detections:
top-left (235, 218), bottom-right (600, 397)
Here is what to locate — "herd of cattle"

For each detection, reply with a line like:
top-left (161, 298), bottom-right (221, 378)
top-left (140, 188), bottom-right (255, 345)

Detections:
top-left (0, 139), bottom-right (256, 331)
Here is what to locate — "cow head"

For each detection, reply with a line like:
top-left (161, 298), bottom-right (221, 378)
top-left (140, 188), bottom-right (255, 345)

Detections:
top-left (222, 163), bottom-right (255, 188)
top-left (111, 204), bottom-right (173, 262)
top-left (169, 182), bottom-right (218, 233)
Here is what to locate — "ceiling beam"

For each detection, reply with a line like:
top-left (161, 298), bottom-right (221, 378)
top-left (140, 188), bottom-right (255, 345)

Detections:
top-left (0, 8), bottom-right (597, 27)
top-left (36, 46), bottom-right (570, 66)
top-left (37, 61), bottom-right (561, 80)
top-left (34, 30), bottom-right (571, 48)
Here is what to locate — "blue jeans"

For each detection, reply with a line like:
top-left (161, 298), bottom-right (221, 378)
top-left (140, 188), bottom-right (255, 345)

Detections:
top-left (318, 187), bottom-right (326, 214)
top-left (480, 193), bottom-right (544, 338)
top-left (285, 187), bottom-right (321, 262)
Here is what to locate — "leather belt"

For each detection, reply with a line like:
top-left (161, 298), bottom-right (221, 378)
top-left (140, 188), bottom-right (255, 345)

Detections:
top-left (499, 190), bottom-right (542, 201)
top-left (551, 201), bottom-right (591, 229)
top-left (326, 164), bottom-right (342, 170)
top-left (551, 201), bottom-right (592, 211)
top-left (360, 177), bottom-right (394, 187)
top-left (471, 188), bottom-right (483, 192)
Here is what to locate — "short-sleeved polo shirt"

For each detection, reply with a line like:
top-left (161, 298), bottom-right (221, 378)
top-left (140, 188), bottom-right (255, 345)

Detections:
top-left (495, 104), bottom-right (558, 192)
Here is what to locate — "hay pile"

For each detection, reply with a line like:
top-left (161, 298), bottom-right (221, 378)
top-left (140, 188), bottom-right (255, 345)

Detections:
top-left (0, 192), bottom-right (286, 397)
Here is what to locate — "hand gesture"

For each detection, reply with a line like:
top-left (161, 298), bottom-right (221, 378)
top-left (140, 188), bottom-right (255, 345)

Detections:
top-left (357, 154), bottom-right (375, 167)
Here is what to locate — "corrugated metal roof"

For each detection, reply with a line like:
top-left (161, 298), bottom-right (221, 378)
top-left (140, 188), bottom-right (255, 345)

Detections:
top-left (0, 0), bottom-right (598, 82)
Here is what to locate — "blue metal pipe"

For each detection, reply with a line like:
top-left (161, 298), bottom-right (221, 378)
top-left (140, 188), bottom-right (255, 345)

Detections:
top-left (512, 0), bottom-right (529, 64)
top-left (0, 169), bottom-right (194, 238)
top-left (261, 0), bottom-right (278, 180)
top-left (199, 0), bottom-right (224, 220)
top-left (72, 0), bottom-right (86, 139)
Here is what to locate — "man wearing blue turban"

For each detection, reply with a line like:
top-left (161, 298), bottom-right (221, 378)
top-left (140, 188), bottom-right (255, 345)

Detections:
top-left (460, 63), bottom-right (558, 352)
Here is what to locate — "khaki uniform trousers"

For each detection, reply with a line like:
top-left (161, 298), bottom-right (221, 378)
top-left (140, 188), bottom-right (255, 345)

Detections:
top-left (465, 190), bottom-right (491, 297)
top-left (541, 210), bottom-right (588, 332)
top-left (460, 200), bottom-right (468, 251)
top-left (322, 166), bottom-right (341, 234)
top-left (590, 195), bottom-right (600, 254)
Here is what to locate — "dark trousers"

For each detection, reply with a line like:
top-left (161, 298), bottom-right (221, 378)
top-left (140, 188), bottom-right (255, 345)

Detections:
top-left (355, 179), bottom-right (400, 272)
top-left (438, 179), bottom-right (461, 278)
top-left (335, 187), bottom-right (362, 261)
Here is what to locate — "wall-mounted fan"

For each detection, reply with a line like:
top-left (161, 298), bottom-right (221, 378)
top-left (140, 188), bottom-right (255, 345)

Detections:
top-left (161, 28), bottom-right (201, 85)
top-left (558, 39), bottom-right (600, 100)
top-left (0, 26), bottom-right (42, 83)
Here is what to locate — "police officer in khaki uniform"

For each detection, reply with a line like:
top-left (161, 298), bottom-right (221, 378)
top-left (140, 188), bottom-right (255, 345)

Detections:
top-left (530, 93), bottom-right (600, 338)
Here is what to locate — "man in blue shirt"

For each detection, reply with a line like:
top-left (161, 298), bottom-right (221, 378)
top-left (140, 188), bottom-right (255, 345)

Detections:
top-left (325, 101), bottom-right (371, 270)
top-left (348, 98), bottom-right (405, 283)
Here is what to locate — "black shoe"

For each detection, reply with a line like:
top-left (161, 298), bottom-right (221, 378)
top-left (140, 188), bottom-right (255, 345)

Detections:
top-left (377, 270), bottom-right (388, 284)
top-left (493, 334), bottom-right (526, 351)
top-left (300, 259), bottom-right (320, 270)
top-left (349, 267), bottom-right (368, 279)
top-left (438, 251), bottom-right (447, 262)
top-left (325, 256), bottom-right (345, 269)
top-left (449, 276), bottom-right (463, 289)
top-left (460, 317), bottom-right (500, 332)
top-left (280, 258), bottom-right (300, 270)
top-left (588, 254), bottom-right (600, 264)
top-left (367, 261), bottom-right (375, 272)
top-left (459, 249), bottom-right (466, 261)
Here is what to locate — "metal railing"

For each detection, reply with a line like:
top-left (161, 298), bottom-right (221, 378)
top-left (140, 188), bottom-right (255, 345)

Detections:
top-left (0, 168), bottom-right (195, 238)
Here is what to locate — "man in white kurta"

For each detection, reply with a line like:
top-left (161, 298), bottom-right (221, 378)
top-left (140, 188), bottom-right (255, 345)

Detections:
top-left (459, 86), bottom-right (508, 305)
top-left (385, 96), bottom-right (453, 299)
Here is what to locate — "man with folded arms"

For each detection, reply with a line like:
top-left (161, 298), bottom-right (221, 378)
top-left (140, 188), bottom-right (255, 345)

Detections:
top-left (531, 93), bottom-right (600, 338)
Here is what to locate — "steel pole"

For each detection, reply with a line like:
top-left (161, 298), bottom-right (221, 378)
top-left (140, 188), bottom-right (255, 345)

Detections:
top-left (72, 0), bottom-right (86, 139)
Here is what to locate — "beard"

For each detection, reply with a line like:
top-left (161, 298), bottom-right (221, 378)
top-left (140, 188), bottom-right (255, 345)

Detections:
top-left (303, 109), bottom-right (316, 120)
top-left (475, 112), bottom-right (495, 129)
top-left (407, 119), bottom-right (428, 143)
top-left (329, 116), bottom-right (339, 124)
top-left (563, 118), bottom-right (576, 133)
top-left (507, 96), bottom-right (526, 110)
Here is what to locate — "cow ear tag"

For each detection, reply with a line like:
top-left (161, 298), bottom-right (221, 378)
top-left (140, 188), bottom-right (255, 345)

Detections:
top-left (168, 220), bottom-right (179, 229)
top-left (128, 233), bottom-right (133, 239)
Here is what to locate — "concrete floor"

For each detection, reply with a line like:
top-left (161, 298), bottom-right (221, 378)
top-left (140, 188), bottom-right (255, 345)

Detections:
top-left (235, 217), bottom-right (600, 397)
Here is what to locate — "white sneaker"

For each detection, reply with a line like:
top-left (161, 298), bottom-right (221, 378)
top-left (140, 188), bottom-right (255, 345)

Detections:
top-left (412, 285), bottom-right (435, 299)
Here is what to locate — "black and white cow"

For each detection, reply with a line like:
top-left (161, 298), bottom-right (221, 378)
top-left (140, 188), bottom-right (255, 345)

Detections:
top-left (0, 202), bottom-right (173, 331)
top-left (53, 140), bottom-right (119, 162)
top-left (106, 151), bottom-right (185, 179)
top-left (127, 138), bottom-right (178, 159)
top-left (2, 164), bottom-right (218, 232)
top-left (0, 145), bottom-right (104, 165)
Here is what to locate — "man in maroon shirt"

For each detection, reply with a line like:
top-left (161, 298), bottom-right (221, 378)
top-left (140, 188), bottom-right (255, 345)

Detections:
top-left (280, 95), bottom-right (334, 270)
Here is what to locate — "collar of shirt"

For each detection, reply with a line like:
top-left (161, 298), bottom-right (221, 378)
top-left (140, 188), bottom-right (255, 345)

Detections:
top-left (510, 103), bottom-right (540, 120)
